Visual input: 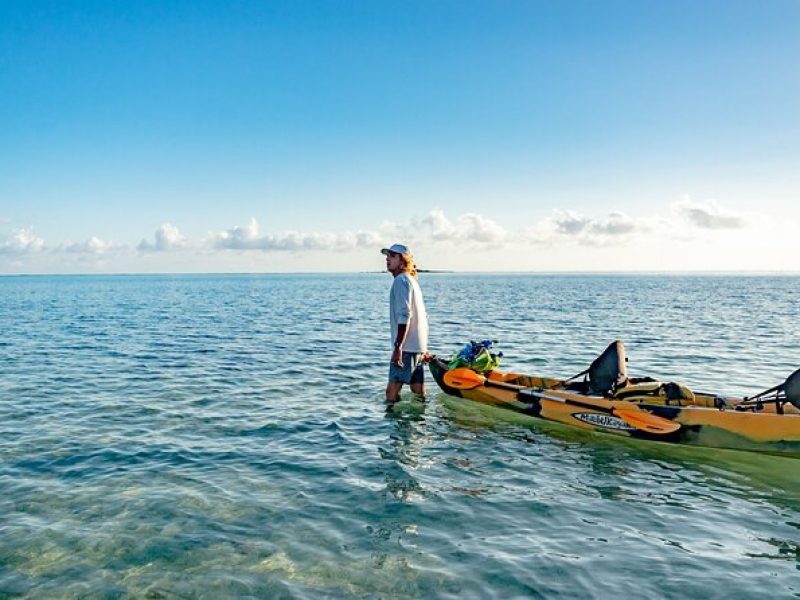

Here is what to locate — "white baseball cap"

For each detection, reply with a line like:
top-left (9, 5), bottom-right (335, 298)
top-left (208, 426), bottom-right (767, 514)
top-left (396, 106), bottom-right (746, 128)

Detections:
top-left (380, 243), bottom-right (412, 256)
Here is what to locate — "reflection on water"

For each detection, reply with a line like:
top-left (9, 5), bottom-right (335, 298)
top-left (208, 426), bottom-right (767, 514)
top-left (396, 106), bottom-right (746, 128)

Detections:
top-left (382, 398), bottom-right (429, 504)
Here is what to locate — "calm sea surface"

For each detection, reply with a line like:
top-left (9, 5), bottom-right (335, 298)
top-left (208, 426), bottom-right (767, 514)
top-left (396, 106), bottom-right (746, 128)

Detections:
top-left (1, 273), bottom-right (798, 598)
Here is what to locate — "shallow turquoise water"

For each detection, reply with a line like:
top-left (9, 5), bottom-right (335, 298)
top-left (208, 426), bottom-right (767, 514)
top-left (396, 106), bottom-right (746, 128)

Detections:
top-left (1, 274), bottom-right (798, 598)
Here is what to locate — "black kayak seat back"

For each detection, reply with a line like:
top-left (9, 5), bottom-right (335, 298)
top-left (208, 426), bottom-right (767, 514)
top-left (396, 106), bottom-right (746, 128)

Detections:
top-left (588, 340), bottom-right (628, 396)
top-left (784, 368), bottom-right (800, 409)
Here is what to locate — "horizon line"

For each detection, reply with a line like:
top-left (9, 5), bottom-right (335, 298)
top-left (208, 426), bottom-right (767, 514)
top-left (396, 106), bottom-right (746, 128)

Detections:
top-left (2, 269), bottom-right (800, 278)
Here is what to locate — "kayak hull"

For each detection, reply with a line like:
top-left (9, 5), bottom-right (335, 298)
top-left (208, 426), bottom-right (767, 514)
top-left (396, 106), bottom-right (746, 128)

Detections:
top-left (429, 358), bottom-right (800, 458)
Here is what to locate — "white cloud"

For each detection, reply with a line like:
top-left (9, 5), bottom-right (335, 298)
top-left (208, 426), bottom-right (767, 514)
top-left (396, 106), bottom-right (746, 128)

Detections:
top-left (211, 217), bottom-right (262, 250)
top-left (535, 210), bottom-right (647, 247)
top-left (0, 227), bottom-right (45, 254)
top-left (673, 197), bottom-right (745, 230)
top-left (421, 209), bottom-right (459, 241)
top-left (457, 212), bottom-right (508, 244)
top-left (589, 211), bottom-right (639, 236)
top-left (210, 218), bottom-right (382, 252)
top-left (524, 198), bottom-right (751, 251)
top-left (552, 211), bottom-right (592, 235)
top-left (59, 236), bottom-right (122, 254)
top-left (383, 208), bottom-right (509, 246)
top-left (138, 223), bottom-right (187, 252)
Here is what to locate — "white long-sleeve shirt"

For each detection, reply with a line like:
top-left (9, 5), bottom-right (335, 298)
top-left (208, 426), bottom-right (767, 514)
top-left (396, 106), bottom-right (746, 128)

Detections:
top-left (389, 273), bottom-right (428, 353)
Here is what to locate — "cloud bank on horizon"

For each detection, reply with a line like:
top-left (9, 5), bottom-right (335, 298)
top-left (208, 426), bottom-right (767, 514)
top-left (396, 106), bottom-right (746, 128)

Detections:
top-left (0, 197), bottom-right (794, 273)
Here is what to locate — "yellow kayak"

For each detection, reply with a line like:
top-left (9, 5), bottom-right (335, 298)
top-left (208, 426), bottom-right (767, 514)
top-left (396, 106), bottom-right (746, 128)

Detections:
top-left (429, 343), bottom-right (800, 458)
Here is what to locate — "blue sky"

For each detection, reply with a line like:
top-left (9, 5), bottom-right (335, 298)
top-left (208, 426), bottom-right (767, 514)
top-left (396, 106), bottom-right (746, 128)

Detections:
top-left (1, 0), bottom-right (798, 273)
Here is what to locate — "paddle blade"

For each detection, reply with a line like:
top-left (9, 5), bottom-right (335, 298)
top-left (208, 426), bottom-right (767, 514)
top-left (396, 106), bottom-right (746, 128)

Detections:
top-left (443, 368), bottom-right (485, 390)
top-left (614, 409), bottom-right (681, 435)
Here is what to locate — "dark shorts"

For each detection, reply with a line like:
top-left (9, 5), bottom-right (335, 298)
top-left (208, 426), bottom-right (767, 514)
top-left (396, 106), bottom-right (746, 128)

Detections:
top-left (388, 352), bottom-right (425, 385)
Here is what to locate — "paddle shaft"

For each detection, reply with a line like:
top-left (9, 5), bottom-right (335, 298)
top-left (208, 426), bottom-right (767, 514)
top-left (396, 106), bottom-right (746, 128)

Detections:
top-left (453, 373), bottom-right (633, 416)
top-left (531, 390), bottom-right (627, 414)
top-left (526, 391), bottom-right (680, 434)
top-left (479, 379), bottom-right (662, 423)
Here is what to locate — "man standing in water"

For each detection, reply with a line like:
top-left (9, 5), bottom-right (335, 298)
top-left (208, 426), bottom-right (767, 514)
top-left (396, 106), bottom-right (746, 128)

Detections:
top-left (382, 243), bottom-right (429, 402)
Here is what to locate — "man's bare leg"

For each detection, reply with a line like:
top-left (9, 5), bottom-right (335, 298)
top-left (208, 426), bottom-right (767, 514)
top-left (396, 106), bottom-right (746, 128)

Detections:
top-left (386, 381), bottom-right (403, 402)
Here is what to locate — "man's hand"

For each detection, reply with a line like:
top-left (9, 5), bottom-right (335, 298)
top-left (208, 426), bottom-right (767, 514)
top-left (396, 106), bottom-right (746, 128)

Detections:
top-left (392, 347), bottom-right (404, 367)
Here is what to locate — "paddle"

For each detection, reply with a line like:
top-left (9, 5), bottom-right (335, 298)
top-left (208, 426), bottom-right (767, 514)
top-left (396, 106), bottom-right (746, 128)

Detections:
top-left (443, 368), bottom-right (680, 435)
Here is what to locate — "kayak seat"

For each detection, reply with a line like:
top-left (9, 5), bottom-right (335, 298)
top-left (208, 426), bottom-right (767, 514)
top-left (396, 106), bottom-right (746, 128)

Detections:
top-left (588, 340), bottom-right (628, 396)
top-left (785, 368), bottom-right (800, 410)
